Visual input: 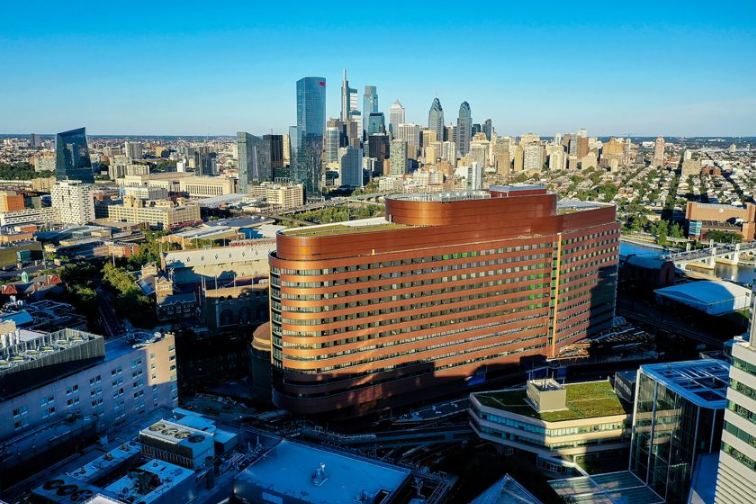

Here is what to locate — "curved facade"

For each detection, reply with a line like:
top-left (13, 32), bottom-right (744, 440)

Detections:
top-left (269, 187), bottom-right (619, 415)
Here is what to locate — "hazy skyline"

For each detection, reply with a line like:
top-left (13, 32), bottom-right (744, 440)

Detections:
top-left (1, 1), bottom-right (754, 137)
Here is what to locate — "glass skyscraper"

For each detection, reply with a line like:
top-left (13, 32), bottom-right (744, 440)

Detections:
top-left (630, 360), bottom-right (728, 504)
top-left (237, 132), bottom-right (272, 192)
top-left (428, 98), bottom-right (445, 142)
top-left (294, 77), bottom-right (326, 196)
top-left (55, 127), bottom-right (94, 183)
top-left (363, 85), bottom-right (378, 138)
top-left (456, 101), bottom-right (472, 156)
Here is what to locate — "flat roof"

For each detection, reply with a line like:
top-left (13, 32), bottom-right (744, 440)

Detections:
top-left (280, 217), bottom-right (404, 238)
top-left (235, 440), bottom-right (410, 504)
top-left (639, 359), bottom-right (729, 408)
top-left (104, 460), bottom-right (194, 504)
top-left (473, 381), bottom-right (630, 422)
top-left (388, 190), bottom-right (491, 202)
top-left (655, 280), bottom-right (750, 308)
top-left (550, 471), bottom-right (664, 504)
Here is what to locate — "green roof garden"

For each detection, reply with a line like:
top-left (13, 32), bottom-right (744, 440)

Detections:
top-left (282, 222), bottom-right (407, 237)
top-left (474, 381), bottom-right (630, 422)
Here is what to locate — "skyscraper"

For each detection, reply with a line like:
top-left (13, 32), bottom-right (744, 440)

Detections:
top-left (295, 77), bottom-right (326, 195)
top-left (264, 134), bottom-right (284, 169)
top-left (324, 127), bottom-right (341, 164)
top-left (339, 146), bottom-right (363, 188)
top-left (55, 127), bottom-right (94, 183)
top-left (363, 86), bottom-right (378, 138)
top-left (288, 125), bottom-right (298, 166)
top-left (389, 140), bottom-right (407, 175)
top-left (428, 98), bottom-right (445, 142)
top-left (194, 146), bottom-right (217, 177)
top-left (653, 136), bottom-right (665, 167)
top-left (483, 119), bottom-right (493, 141)
top-left (238, 132), bottom-right (272, 192)
top-left (367, 112), bottom-right (385, 135)
top-left (388, 100), bottom-right (405, 139)
top-left (341, 69), bottom-right (350, 122)
top-left (456, 102), bottom-right (472, 156)
top-left (467, 162), bottom-right (483, 190)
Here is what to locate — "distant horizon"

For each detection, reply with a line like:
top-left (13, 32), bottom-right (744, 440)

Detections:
top-left (2, 2), bottom-right (754, 136)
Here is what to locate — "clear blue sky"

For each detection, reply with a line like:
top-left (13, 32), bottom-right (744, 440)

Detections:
top-left (1, 1), bottom-right (754, 137)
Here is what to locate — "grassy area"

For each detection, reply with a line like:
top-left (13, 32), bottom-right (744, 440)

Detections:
top-left (475, 381), bottom-right (630, 422)
top-left (282, 222), bottom-right (406, 237)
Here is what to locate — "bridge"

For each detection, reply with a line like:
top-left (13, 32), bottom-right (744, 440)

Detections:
top-left (662, 242), bottom-right (756, 270)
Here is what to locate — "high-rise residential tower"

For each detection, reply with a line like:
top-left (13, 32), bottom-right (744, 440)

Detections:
top-left (653, 136), bottom-right (665, 167)
top-left (428, 98), bottom-right (445, 142)
top-left (295, 77), bottom-right (326, 195)
top-left (456, 102), bottom-right (472, 156)
top-left (483, 119), bottom-right (493, 141)
top-left (237, 132), bottom-right (272, 192)
top-left (55, 127), bottom-right (94, 184)
top-left (388, 100), bottom-right (405, 139)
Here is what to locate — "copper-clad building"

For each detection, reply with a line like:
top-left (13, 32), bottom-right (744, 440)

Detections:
top-left (269, 186), bottom-right (619, 415)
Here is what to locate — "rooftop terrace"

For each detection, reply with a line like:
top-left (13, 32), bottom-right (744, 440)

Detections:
top-left (474, 381), bottom-right (630, 422)
top-left (281, 218), bottom-right (405, 237)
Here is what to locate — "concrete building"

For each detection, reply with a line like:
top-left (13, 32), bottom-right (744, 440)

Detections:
top-left (106, 197), bottom-right (201, 229)
top-left (0, 206), bottom-right (59, 227)
top-left (467, 162), bottom-right (484, 190)
top-left (51, 180), bottom-right (95, 225)
top-left (389, 140), bottom-right (408, 176)
top-left (0, 330), bottom-right (178, 488)
top-left (630, 360), bottom-right (728, 504)
top-left (339, 145), bottom-right (363, 188)
top-left (270, 187), bottom-right (619, 415)
top-left (139, 419), bottom-right (214, 469)
top-left (523, 143), bottom-right (543, 172)
top-left (124, 141), bottom-right (143, 160)
top-left (653, 136), bottom-right (665, 167)
top-left (162, 241), bottom-right (275, 286)
top-left (247, 182), bottom-right (304, 209)
top-left (179, 175), bottom-right (236, 198)
top-left (470, 379), bottom-right (631, 460)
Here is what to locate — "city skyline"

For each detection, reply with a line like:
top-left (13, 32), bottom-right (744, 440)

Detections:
top-left (1, 2), bottom-right (754, 137)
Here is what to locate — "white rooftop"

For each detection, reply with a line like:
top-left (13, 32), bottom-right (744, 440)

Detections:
top-left (235, 440), bottom-right (410, 504)
top-left (103, 460), bottom-right (193, 504)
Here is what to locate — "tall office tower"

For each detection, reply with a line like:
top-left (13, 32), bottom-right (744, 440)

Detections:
top-left (524, 144), bottom-right (544, 172)
top-left (29, 133), bottom-right (42, 148)
top-left (339, 146), bottom-right (363, 188)
top-left (124, 141), bottom-right (143, 160)
top-left (513, 146), bottom-right (525, 172)
top-left (55, 127), bottom-right (94, 183)
top-left (471, 123), bottom-right (482, 137)
top-left (446, 125), bottom-right (455, 144)
top-left (630, 360), bottom-right (728, 504)
top-left (467, 162), bottom-right (483, 190)
top-left (295, 77), bottom-right (326, 195)
top-left (388, 100), bottom-right (405, 139)
top-left (237, 132), bottom-right (272, 191)
top-left (368, 134), bottom-right (390, 163)
top-left (397, 123), bottom-right (421, 158)
top-left (653, 136), bottom-right (665, 167)
top-left (367, 112), bottom-right (386, 135)
top-left (714, 295), bottom-right (756, 504)
top-left (441, 141), bottom-right (457, 165)
top-left (288, 126), bottom-right (298, 167)
top-left (483, 119), bottom-right (493, 141)
top-left (469, 142), bottom-right (488, 168)
top-left (283, 133), bottom-right (291, 165)
top-left (456, 102), bottom-right (472, 156)
top-left (363, 86), bottom-right (379, 138)
top-left (51, 180), bottom-right (95, 225)
top-left (422, 130), bottom-right (438, 149)
top-left (576, 128), bottom-right (589, 158)
top-left (494, 143), bottom-right (511, 175)
top-left (264, 134), bottom-right (284, 169)
top-left (194, 146), bottom-right (217, 176)
top-left (324, 127), bottom-right (341, 164)
top-left (340, 69), bottom-right (350, 122)
top-left (269, 186), bottom-right (619, 415)
top-left (347, 117), bottom-right (361, 149)
top-left (428, 98), bottom-right (445, 142)
top-left (389, 140), bottom-right (408, 175)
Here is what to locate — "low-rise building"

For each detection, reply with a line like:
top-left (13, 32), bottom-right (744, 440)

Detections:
top-left (247, 182), bottom-right (304, 209)
top-left (470, 380), bottom-right (631, 460)
top-left (106, 196), bottom-right (201, 229)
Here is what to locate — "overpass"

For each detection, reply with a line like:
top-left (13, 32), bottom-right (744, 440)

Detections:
top-left (662, 242), bottom-right (756, 269)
